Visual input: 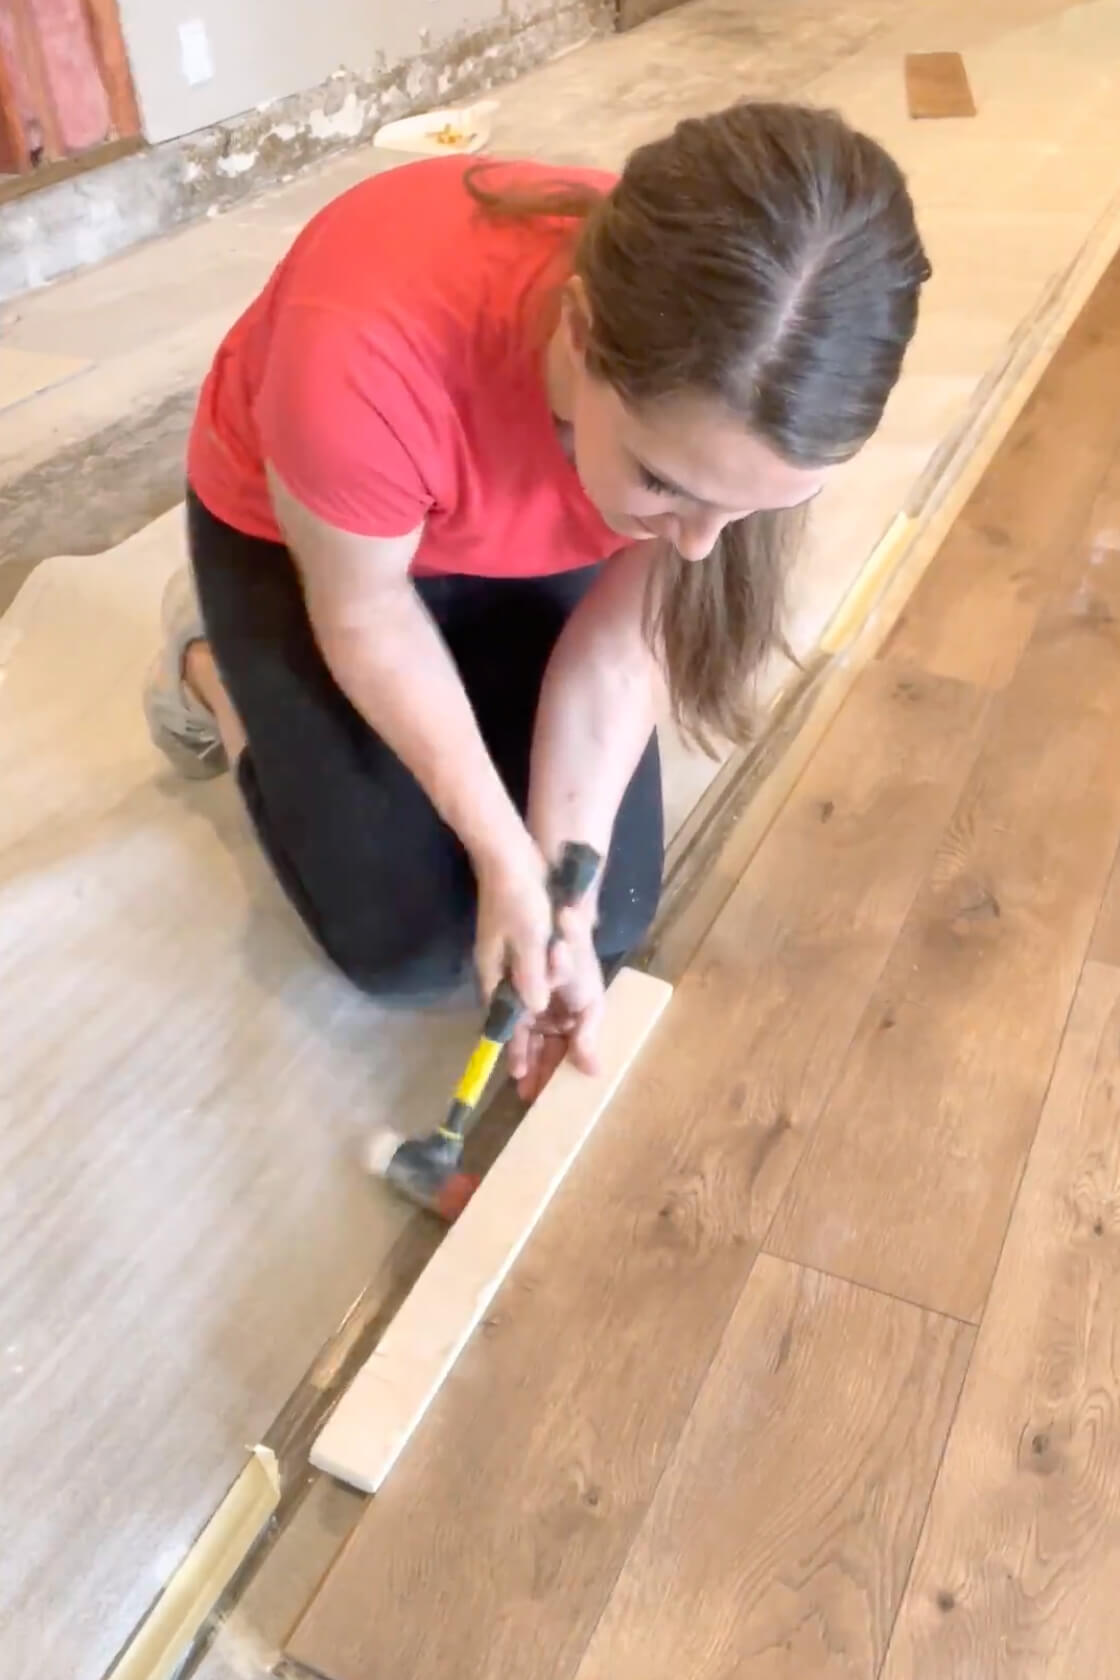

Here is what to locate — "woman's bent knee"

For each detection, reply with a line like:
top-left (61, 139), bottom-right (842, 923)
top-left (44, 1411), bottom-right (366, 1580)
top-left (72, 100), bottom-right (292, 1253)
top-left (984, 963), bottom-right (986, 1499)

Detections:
top-left (324, 923), bottom-right (476, 1006)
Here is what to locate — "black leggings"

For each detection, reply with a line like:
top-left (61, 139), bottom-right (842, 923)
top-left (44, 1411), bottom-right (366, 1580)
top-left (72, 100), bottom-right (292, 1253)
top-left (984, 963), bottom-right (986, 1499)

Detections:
top-left (187, 490), bottom-right (664, 1001)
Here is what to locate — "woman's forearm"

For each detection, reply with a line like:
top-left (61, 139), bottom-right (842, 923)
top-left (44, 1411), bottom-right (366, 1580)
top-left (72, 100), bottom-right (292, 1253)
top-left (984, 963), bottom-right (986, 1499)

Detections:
top-left (320, 583), bottom-right (531, 873)
top-left (528, 560), bottom-right (662, 899)
top-left (267, 468), bottom-right (534, 876)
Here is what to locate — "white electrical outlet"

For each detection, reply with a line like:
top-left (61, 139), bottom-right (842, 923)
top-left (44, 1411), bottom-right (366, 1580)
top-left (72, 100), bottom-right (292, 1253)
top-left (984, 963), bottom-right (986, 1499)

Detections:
top-left (179, 18), bottom-right (214, 87)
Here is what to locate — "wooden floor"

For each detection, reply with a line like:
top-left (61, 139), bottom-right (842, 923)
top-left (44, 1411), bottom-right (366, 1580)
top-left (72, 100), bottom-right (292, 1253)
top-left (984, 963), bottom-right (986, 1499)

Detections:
top-left (286, 257), bottom-right (1120, 1680)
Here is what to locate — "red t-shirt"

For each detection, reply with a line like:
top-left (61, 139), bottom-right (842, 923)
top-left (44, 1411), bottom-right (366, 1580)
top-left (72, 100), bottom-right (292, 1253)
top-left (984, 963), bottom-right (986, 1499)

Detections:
top-left (187, 155), bottom-right (627, 578)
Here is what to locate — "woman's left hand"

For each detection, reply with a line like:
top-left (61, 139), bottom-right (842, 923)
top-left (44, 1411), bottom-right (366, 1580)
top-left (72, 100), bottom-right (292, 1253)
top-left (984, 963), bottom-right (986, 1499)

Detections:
top-left (508, 905), bottom-right (604, 1103)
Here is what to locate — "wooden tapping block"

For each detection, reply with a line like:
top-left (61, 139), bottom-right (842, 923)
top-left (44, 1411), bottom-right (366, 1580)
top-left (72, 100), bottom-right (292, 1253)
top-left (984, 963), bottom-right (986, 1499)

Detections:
top-left (107, 1447), bottom-right (279, 1680)
top-left (905, 52), bottom-right (976, 120)
top-left (310, 965), bottom-right (673, 1493)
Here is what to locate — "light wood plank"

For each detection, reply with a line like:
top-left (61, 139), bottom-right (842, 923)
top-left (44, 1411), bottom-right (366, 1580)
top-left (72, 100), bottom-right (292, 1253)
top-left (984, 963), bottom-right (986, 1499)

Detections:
top-left (311, 967), bottom-right (673, 1493)
top-left (1089, 840), bottom-right (1120, 969)
top-left (571, 1255), bottom-right (972, 1680)
top-left (769, 454), bottom-right (1120, 1321)
top-left (106, 1448), bottom-right (279, 1680)
top-left (881, 962), bottom-right (1120, 1678)
top-left (905, 52), bottom-right (976, 120)
top-left (286, 664), bottom-right (989, 1679)
top-left (882, 258), bottom-right (1120, 688)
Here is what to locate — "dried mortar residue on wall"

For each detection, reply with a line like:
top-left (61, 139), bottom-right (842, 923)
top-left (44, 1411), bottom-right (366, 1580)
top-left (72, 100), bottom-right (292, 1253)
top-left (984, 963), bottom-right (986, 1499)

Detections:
top-left (0, 0), bottom-right (613, 301)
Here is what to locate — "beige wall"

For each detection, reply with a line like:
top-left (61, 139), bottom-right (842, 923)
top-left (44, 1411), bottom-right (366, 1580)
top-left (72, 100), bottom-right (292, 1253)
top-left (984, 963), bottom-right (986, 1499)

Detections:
top-left (117, 0), bottom-right (552, 144)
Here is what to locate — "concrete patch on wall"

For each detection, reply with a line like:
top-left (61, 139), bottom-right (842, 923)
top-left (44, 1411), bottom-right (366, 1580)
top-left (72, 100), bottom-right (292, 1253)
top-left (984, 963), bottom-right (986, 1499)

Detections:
top-left (0, 0), bottom-right (613, 303)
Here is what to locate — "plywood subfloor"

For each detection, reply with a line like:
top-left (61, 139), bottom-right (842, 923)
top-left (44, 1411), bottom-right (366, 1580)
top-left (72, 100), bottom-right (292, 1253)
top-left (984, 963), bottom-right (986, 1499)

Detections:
top-left (0, 516), bottom-right (481, 1680)
top-left (287, 250), bottom-right (1120, 1680)
top-left (0, 345), bottom-right (89, 409)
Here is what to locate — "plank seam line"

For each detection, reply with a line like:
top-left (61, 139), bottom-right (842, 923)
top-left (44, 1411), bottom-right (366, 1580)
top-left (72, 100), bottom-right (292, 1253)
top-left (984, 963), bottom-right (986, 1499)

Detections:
top-left (1086, 831), bottom-right (1120, 962)
top-left (556, 1242), bottom-right (774, 1680)
top-left (756, 1251), bottom-right (979, 1329)
top-left (870, 926), bottom-right (1105, 1673)
top-left (750, 684), bottom-right (991, 1276)
top-left (873, 1321), bottom-right (976, 1678)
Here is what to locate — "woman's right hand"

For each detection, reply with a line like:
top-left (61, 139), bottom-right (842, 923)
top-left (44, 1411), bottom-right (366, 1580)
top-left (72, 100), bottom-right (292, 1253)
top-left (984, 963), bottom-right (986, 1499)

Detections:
top-left (473, 842), bottom-right (554, 1015)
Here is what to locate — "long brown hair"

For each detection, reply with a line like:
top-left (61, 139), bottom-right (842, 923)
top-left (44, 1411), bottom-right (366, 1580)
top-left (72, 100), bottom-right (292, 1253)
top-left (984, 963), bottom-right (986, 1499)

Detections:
top-left (467, 102), bottom-right (930, 750)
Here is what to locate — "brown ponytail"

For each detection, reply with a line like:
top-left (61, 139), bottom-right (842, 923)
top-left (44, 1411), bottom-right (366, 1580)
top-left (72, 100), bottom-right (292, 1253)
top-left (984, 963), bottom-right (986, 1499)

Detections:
top-left (468, 101), bottom-right (929, 751)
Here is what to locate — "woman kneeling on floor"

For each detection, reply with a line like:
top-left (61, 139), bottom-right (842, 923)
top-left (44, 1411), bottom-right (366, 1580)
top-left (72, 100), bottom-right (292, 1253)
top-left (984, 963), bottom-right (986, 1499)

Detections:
top-left (145, 99), bottom-right (929, 1099)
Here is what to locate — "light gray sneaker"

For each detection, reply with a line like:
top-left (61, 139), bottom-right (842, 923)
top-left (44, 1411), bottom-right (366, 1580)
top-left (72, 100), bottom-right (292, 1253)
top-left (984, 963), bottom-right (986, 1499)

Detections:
top-left (143, 568), bottom-right (229, 780)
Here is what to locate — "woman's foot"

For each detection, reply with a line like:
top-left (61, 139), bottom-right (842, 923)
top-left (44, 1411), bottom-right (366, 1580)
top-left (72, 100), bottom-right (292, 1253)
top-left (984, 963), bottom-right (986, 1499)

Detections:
top-left (142, 569), bottom-right (229, 780)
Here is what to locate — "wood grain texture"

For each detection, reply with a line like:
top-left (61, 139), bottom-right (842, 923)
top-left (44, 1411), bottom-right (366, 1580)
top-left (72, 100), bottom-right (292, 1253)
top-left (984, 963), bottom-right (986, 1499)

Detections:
top-left (882, 258), bottom-right (1120, 688)
top-left (769, 455), bottom-right (1120, 1322)
top-left (286, 663), bottom-right (988, 1680)
top-left (905, 52), bottom-right (976, 119)
top-left (881, 962), bottom-right (1120, 1677)
top-left (1090, 846), bottom-right (1120, 969)
top-left (571, 1256), bottom-right (972, 1680)
top-left (311, 967), bottom-right (673, 1493)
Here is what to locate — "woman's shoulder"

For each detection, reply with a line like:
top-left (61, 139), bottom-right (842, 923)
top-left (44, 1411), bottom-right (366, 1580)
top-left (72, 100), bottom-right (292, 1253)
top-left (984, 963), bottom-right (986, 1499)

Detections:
top-left (273, 155), bottom-right (613, 318)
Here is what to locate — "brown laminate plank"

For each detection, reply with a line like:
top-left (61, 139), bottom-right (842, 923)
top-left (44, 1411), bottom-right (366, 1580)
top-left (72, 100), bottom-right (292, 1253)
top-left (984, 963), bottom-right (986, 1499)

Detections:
top-left (768, 449), bottom-right (1120, 1323)
top-left (904, 51), bottom-right (976, 119)
top-left (882, 255), bottom-right (1120, 689)
top-left (285, 662), bottom-right (989, 1680)
top-left (570, 1255), bottom-right (973, 1680)
top-left (880, 962), bottom-right (1120, 1677)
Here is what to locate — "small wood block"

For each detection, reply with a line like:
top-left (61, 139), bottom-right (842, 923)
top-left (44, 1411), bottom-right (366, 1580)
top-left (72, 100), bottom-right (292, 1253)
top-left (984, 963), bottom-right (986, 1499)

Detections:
top-left (311, 966), bottom-right (673, 1493)
top-left (905, 52), bottom-right (976, 120)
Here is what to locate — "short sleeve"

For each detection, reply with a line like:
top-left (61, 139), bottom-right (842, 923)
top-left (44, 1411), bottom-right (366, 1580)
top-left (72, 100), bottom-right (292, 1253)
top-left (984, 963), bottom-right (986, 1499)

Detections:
top-left (254, 302), bottom-right (436, 538)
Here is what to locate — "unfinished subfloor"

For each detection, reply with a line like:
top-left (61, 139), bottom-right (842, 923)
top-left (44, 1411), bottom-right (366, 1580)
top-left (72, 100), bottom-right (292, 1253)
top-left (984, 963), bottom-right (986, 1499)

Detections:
top-left (3, 1), bottom-right (1120, 1676)
top-left (287, 239), bottom-right (1120, 1680)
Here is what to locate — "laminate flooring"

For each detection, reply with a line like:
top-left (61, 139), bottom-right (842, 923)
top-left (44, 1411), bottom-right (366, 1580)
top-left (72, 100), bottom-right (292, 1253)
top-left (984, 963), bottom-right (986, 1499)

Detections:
top-left (286, 246), bottom-right (1120, 1680)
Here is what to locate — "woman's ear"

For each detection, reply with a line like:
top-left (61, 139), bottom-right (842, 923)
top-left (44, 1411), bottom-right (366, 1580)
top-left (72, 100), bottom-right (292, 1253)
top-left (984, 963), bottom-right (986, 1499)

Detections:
top-left (562, 276), bottom-right (592, 360)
